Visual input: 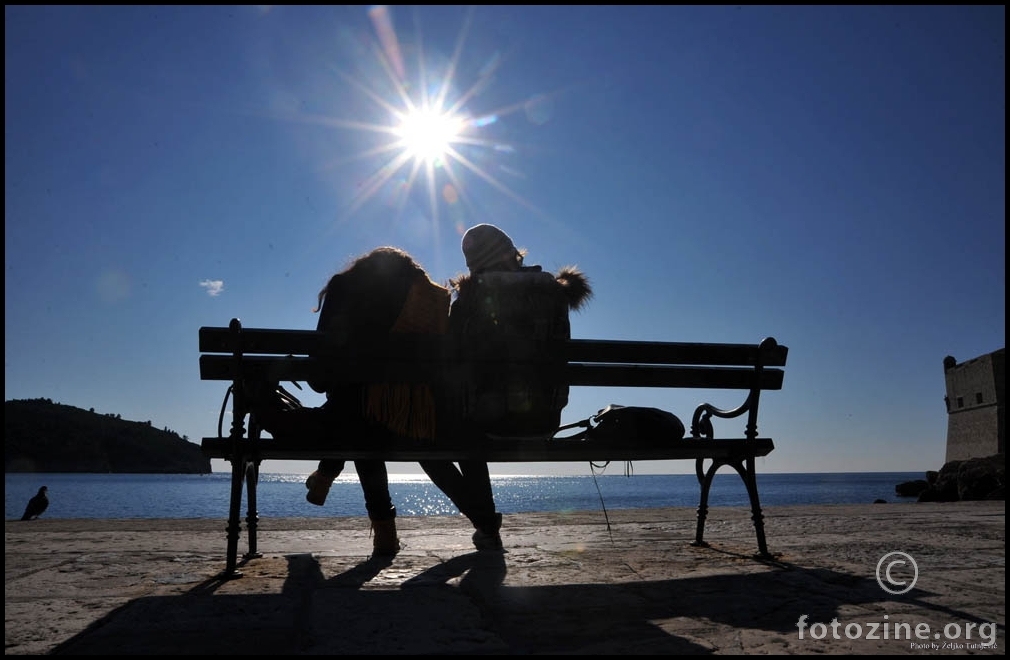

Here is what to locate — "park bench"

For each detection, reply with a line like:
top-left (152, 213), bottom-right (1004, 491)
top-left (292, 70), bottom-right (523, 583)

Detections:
top-left (199, 318), bottom-right (788, 578)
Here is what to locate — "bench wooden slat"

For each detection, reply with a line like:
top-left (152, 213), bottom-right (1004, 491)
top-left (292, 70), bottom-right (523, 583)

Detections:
top-left (200, 436), bottom-right (774, 462)
top-left (198, 327), bottom-right (444, 358)
top-left (198, 354), bottom-right (454, 383)
top-left (198, 327), bottom-right (788, 368)
top-left (565, 338), bottom-right (787, 367)
top-left (199, 354), bottom-right (784, 390)
top-left (565, 364), bottom-right (784, 390)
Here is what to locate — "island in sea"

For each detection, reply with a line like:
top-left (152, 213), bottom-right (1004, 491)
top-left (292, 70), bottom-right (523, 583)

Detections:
top-left (4, 398), bottom-right (211, 474)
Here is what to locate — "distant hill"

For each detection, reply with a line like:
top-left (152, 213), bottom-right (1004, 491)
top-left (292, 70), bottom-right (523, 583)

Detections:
top-left (4, 398), bottom-right (211, 474)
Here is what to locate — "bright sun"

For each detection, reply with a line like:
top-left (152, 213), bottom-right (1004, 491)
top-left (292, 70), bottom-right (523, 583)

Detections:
top-left (394, 106), bottom-right (465, 164)
top-left (313, 6), bottom-right (551, 226)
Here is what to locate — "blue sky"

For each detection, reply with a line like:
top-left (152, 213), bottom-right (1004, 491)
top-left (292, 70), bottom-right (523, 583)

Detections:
top-left (5, 5), bottom-right (1004, 477)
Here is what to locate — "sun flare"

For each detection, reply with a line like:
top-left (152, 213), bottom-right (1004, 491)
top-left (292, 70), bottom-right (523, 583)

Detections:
top-left (394, 106), bottom-right (466, 165)
top-left (300, 6), bottom-right (555, 228)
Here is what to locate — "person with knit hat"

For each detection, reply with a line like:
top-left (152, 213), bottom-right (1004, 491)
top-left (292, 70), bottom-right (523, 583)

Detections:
top-left (411, 224), bottom-right (522, 552)
top-left (424, 223), bottom-right (593, 552)
top-left (460, 223), bottom-right (524, 273)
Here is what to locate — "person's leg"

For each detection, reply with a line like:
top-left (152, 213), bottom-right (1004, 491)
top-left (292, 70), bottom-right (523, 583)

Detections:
top-left (458, 461), bottom-right (497, 524)
top-left (355, 460), bottom-right (394, 518)
top-left (459, 461), bottom-right (503, 550)
top-left (306, 459), bottom-right (345, 505)
top-left (317, 459), bottom-right (344, 474)
top-left (354, 460), bottom-right (399, 555)
top-left (420, 460), bottom-right (503, 551)
top-left (299, 402), bottom-right (346, 505)
top-left (418, 460), bottom-right (472, 514)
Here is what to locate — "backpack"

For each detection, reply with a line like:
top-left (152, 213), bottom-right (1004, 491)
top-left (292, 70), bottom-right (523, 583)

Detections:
top-left (554, 404), bottom-right (686, 444)
top-left (449, 270), bottom-right (571, 438)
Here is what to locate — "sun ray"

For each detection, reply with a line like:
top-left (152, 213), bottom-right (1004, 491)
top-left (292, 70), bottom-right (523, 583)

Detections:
top-left (328, 63), bottom-right (415, 126)
top-left (299, 6), bottom-right (560, 230)
top-left (314, 139), bottom-right (409, 175)
top-left (424, 157), bottom-right (439, 228)
top-left (394, 158), bottom-right (425, 217)
top-left (433, 6), bottom-right (475, 114)
top-left (366, 36), bottom-right (418, 117)
top-left (345, 149), bottom-right (415, 217)
top-left (443, 145), bottom-right (547, 217)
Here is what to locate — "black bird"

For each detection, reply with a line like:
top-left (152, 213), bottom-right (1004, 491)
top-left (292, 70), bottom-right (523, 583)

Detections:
top-left (21, 486), bottom-right (49, 521)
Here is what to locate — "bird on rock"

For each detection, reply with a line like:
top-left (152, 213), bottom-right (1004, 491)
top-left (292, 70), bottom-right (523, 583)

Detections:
top-left (21, 486), bottom-right (49, 521)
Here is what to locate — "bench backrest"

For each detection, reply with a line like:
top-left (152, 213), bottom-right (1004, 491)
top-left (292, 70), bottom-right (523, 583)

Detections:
top-left (200, 320), bottom-right (787, 441)
top-left (199, 322), bottom-right (787, 391)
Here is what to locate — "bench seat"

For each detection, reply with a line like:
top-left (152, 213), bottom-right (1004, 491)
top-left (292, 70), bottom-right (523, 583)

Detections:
top-left (200, 435), bottom-right (775, 463)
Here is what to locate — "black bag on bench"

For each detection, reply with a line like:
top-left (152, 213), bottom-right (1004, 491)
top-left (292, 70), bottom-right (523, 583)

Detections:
top-left (556, 404), bottom-right (686, 444)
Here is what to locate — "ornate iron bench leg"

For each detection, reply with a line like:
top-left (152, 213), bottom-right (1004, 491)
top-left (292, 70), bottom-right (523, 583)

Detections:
top-left (244, 459), bottom-right (262, 561)
top-left (692, 457), bottom-right (715, 548)
top-left (737, 455), bottom-right (771, 557)
top-left (222, 454), bottom-right (246, 579)
top-left (692, 455), bottom-right (772, 558)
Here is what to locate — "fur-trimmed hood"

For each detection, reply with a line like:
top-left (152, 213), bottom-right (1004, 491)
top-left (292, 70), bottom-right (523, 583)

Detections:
top-left (452, 265), bottom-right (593, 312)
top-left (552, 266), bottom-right (593, 312)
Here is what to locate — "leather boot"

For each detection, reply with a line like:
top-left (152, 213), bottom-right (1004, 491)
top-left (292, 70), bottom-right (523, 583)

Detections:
top-left (472, 512), bottom-right (503, 551)
top-left (370, 517), bottom-right (400, 556)
top-left (305, 469), bottom-right (338, 506)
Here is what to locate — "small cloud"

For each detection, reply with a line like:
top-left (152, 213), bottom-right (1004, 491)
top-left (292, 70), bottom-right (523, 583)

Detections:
top-left (200, 279), bottom-right (224, 297)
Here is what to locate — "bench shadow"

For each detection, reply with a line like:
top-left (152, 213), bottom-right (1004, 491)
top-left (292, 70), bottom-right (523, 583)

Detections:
top-left (49, 553), bottom-right (979, 655)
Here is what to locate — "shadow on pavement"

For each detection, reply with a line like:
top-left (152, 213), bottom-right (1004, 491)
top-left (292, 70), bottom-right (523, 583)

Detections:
top-left (49, 552), bottom-right (951, 655)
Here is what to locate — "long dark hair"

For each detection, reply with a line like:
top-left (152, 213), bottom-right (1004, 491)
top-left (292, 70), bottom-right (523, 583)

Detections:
top-left (312, 246), bottom-right (445, 440)
top-left (315, 247), bottom-right (429, 313)
top-left (313, 246), bottom-right (433, 343)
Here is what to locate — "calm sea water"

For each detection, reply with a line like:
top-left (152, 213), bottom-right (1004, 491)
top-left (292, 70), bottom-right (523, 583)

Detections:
top-left (4, 471), bottom-right (924, 521)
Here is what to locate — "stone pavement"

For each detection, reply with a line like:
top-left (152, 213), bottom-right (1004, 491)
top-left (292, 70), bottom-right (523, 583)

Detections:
top-left (4, 502), bottom-right (1005, 654)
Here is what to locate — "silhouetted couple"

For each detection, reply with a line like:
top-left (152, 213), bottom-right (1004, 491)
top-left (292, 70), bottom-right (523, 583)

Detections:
top-left (264, 224), bottom-right (591, 556)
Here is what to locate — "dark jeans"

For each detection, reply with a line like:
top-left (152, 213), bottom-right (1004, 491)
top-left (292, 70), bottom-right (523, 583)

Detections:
top-left (257, 400), bottom-right (396, 522)
top-left (317, 458), bottom-right (395, 521)
top-left (419, 460), bottom-right (500, 532)
top-left (261, 398), bottom-right (495, 527)
top-left (316, 458), bottom-right (498, 529)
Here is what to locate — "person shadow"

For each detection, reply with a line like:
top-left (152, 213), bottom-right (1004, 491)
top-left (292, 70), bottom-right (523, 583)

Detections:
top-left (48, 550), bottom-right (997, 655)
top-left (401, 550), bottom-right (507, 596)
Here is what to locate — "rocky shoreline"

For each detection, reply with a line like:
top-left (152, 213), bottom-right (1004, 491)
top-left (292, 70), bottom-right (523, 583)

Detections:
top-left (895, 454), bottom-right (1005, 502)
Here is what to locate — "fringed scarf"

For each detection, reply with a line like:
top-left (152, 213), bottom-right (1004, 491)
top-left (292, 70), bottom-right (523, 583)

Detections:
top-left (363, 277), bottom-right (450, 442)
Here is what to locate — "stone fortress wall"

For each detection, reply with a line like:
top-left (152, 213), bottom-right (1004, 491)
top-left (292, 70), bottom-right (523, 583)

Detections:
top-left (943, 348), bottom-right (1005, 462)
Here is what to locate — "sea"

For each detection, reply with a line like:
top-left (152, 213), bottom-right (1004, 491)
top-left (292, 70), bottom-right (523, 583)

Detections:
top-left (4, 471), bottom-right (924, 521)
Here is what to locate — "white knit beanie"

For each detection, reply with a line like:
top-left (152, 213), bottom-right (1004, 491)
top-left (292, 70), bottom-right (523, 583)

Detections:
top-left (461, 224), bottom-right (518, 272)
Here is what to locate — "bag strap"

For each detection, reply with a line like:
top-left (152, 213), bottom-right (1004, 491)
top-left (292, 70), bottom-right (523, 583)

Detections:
top-left (552, 416), bottom-right (593, 441)
top-left (276, 382), bottom-right (303, 410)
